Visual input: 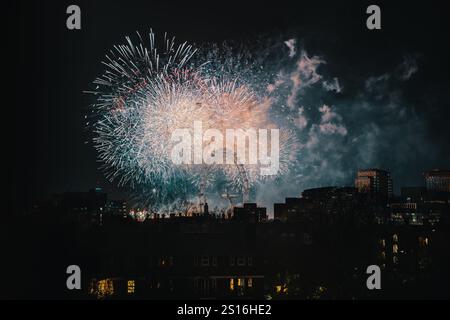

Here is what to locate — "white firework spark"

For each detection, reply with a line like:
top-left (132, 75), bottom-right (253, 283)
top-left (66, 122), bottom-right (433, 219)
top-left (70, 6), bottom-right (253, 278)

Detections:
top-left (87, 30), bottom-right (298, 208)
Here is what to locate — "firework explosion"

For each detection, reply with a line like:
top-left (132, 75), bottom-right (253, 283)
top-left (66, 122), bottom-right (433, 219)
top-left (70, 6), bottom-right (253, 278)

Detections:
top-left (87, 30), bottom-right (297, 210)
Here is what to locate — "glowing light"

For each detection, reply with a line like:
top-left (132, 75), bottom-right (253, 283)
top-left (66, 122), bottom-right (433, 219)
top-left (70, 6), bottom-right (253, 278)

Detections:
top-left (90, 278), bottom-right (114, 299)
top-left (127, 280), bottom-right (135, 294)
top-left (87, 30), bottom-right (298, 210)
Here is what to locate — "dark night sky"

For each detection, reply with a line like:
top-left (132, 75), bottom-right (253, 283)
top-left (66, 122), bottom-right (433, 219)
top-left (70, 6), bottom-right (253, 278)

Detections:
top-left (9, 0), bottom-right (450, 212)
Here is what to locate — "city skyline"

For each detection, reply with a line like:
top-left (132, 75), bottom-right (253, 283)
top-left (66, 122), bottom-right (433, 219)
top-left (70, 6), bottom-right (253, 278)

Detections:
top-left (27, 167), bottom-right (450, 219)
top-left (7, 0), bottom-right (450, 302)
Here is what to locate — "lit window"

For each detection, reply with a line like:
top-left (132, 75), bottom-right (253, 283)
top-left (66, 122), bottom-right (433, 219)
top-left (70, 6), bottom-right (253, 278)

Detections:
top-left (229, 278), bottom-right (234, 291)
top-left (237, 278), bottom-right (244, 287)
top-left (393, 244), bottom-right (398, 254)
top-left (247, 278), bottom-right (253, 288)
top-left (393, 234), bottom-right (399, 242)
top-left (127, 280), bottom-right (135, 294)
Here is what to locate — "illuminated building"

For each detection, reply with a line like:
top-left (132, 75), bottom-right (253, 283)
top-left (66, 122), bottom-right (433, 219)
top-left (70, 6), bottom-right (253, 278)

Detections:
top-left (401, 186), bottom-right (427, 202)
top-left (424, 169), bottom-right (450, 192)
top-left (127, 280), bottom-right (135, 294)
top-left (389, 202), bottom-right (421, 225)
top-left (355, 168), bottom-right (393, 198)
top-left (89, 278), bottom-right (114, 299)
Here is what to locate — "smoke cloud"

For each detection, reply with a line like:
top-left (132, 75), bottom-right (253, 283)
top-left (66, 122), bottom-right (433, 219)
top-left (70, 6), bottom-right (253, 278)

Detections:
top-left (253, 38), bottom-right (434, 216)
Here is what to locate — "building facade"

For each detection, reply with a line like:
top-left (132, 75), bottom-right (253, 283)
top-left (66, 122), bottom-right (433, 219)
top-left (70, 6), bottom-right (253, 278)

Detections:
top-left (355, 169), bottom-right (393, 198)
top-left (424, 169), bottom-right (450, 192)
